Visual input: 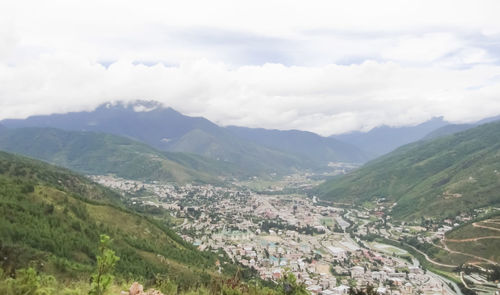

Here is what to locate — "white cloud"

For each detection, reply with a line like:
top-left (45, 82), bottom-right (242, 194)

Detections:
top-left (1, 0), bottom-right (500, 135)
top-left (1, 57), bottom-right (500, 135)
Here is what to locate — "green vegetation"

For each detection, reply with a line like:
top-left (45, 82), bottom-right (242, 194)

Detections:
top-left (2, 101), bottom-right (355, 175)
top-left (445, 216), bottom-right (500, 264)
top-left (0, 265), bottom-right (307, 295)
top-left (0, 127), bottom-right (243, 183)
top-left (88, 235), bottom-right (119, 295)
top-left (0, 151), bottom-right (236, 291)
top-left (169, 128), bottom-right (311, 175)
top-left (317, 121), bottom-right (500, 220)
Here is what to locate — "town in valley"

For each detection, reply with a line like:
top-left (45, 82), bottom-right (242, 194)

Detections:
top-left (91, 172), bottom-right (500, 295)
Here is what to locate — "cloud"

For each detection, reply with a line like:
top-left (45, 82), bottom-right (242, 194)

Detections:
top-left (1, 57), bottom-right (500, 136)
top-left (1, 0), bottom-right (500, 135)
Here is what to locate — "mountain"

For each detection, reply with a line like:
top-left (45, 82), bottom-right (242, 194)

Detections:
top-left (317, 121), bottom-right (500, 220)
top-left (166, 127), bottom-right (311, 174)
top-left (334, 115), bottom-right (500, 159)
top-left (332, 118), bottom-right (448, 158)
top-left (422, 115), bottom-right (500, 141)
top-left (1, 101), bottom-right (218, 150)
top-left (0, 127), bottom-right (243, 183)
top-left (0, 151), bottom-right (229, 286)
top-left (422, 124), bottom-right (474, 140)
top-left (1, 101), bottom-right (370, 175)
top-left (226, 126), bottom-right (368, 164)
top-left (1, 101), bottom-right (321, 174)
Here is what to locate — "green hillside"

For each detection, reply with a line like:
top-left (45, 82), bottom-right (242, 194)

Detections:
top-left (170, 128), bottom-right (310, 175)
top-left (317, 121), bottom-right (500, 220)
top-left (1, 102), bottom-right (363, 175)
top-left (0, 151), bottom-right (231, 288)
top-left (226, 126), bottom-right (368, 164)
top-left (0, 127), bottom-right (242, 184)
top-left (444, 213), bottom-right (500, 264)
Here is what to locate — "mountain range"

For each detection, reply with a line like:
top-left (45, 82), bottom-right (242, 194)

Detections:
top-left (1, 101), bottom-right (368, 175)
top-left (332, 118), bottom-right (449, 158)
top-left (333, 115), bottom-right (500, 158)
top-left (0, 127), bottom-right (243, 183)
top-left (3, 100), bottom-right (500, 221)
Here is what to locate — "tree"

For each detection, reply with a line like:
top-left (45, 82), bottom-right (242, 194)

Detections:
top-left (349, 285), bottom-right (378, 295)
top-left (279, 270), bottom-right (308, 295)
top-left (88, 234), bottom-right (120, 295)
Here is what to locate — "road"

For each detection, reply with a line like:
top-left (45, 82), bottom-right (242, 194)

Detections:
top-left (372, 241), bottom-right (461, 295)
top-left (473, 221), bottom-right (500, 232)
top-left (384, 237), bottom-right (458, 268)
top-left (427, 270), bottom-right (463, 295)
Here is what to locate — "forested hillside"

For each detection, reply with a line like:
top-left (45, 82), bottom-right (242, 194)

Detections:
top-left (317, 121), bottom-right (500, 220)
top-left (0, 151), bottom-right (234, 290)
top-left (0, 127), bottom-right (244, 183)
top-left (1, 101), bottom-right (366, 175)
top-left (226, 126), bottom-right (368, 164)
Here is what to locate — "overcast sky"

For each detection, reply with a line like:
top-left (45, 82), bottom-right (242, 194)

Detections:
top-left (1, 0), bottom-right (500, 135)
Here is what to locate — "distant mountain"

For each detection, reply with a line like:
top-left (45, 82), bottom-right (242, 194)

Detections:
top-left (422, 124), bottom-right (474, 140)
top-left (0, 127), bottom-right (241, 183)
top-left (422, 115), bottom-right (500, 141)
top-left (332, 118), bottom-right (448, 158)
top-left (317, 121), bottom-right (500, 220)
top-left (2, 101), bottom-right (219, 150)
top-left (226, 126), bottom-right (368, 164)
top-left (0, 150), bottom-right (228, 283)
top-left (2, 101), bottom-right (365, 174)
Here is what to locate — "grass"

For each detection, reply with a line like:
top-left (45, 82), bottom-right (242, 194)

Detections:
top-left (0, 151), bottom-right (232, 289)
top-left (447, 226), bottom-right (496, 239)
top-left (444, 218), bottom-right (500, 264)
top-left (320, 218), bottom-right (334, 227)
top-left (446, 240), bottom-right (500, 264)
top-left (0, 127), bottom-right (228, 184)
top-left (370, 242), bottom-right (408, 256)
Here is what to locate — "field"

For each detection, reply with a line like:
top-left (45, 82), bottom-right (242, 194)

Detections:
top-left (370, 242), bottom-right (408, 256)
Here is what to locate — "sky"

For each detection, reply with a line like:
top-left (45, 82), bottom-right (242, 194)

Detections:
top-left (1, 0), bottom-right (500, 135)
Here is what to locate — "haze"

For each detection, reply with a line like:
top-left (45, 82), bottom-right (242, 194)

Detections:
top-left (1, 0), bottom-right (500, 135)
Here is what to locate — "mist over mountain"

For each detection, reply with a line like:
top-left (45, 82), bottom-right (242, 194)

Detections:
top-left (422, 115), bottom-right (500, 141)
top-left (2, 101), bottom-right (219, 150)
top-left (1, 101), bottom-right (369, 174)
top-left (3, 1), bottom-right (500, 293)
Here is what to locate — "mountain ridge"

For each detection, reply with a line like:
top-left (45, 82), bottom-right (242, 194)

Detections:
top-left (1, 101), bottom-right (367, 175)
top-left (0, 127), bottom-right (245, 183)
top-left (317, 120), bottom-right (500, 220)
top-left (226, 126), bottom-right (368, 164)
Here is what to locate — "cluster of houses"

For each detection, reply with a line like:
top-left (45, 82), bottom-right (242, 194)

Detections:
top-left (92, 175), bottom-right (461, 294)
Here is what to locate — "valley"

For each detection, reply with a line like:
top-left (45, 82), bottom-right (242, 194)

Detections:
top-left (1, 103), bottom-right (500, 294)
top-left (91, 171), bottom-right (500, 295)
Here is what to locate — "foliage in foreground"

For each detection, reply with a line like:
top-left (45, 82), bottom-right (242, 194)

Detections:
top-left (0, 265), bottom-right (310, 295)
top-left (88, 235), bottom-right (119, 295)
top-left (0, 150), bottom-right (235, 289)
